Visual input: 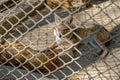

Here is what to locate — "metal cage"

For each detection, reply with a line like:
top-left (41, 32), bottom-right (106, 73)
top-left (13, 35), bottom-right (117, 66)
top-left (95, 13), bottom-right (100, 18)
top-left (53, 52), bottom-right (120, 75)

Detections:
top-left (0, 0), bottom-right (120, 80)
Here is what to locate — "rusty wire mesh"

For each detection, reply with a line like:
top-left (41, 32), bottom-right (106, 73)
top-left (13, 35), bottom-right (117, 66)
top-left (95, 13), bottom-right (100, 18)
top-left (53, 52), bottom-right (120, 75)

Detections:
top-left (0, 0), bottom-right (120, 80)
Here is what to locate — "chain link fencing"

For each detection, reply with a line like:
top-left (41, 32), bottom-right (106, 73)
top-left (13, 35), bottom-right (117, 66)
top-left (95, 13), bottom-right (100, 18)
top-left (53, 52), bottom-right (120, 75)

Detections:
top-left (0, 0), bottom-right (120, 80)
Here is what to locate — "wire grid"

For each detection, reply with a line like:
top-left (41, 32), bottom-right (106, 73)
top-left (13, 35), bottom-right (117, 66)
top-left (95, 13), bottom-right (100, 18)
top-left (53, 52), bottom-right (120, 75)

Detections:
top-left (0, 0), bottom-right (120, 80)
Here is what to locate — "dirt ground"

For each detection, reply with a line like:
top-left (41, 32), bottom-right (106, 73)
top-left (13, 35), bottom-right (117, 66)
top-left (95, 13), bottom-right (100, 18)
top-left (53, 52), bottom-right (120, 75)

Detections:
top-left (0, 0), bottom-right (120, 80)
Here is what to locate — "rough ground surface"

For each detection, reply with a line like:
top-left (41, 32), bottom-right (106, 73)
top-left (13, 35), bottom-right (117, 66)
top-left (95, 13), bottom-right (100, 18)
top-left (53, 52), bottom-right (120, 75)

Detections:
top-left (0, 0), bottom-right (120, 80)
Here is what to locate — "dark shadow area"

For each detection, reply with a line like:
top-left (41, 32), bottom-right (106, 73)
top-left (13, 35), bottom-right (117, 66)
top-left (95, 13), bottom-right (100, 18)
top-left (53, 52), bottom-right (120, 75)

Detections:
top-left (0, 0), bottom-right (21, 12)
top-left (46, 24), bottom-right (120, 79)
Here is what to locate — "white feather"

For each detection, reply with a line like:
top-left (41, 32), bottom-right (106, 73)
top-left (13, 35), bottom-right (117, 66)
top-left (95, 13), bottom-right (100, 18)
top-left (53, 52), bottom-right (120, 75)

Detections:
top-left (54, 27), bottom-right (62, 45)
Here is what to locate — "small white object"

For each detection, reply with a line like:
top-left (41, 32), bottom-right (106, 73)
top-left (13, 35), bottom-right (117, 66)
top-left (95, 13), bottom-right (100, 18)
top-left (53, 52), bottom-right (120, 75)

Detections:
top-left (54, 27), bottom-right (73, 46)
top-left (54, 27), bottom-right (62, 45)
